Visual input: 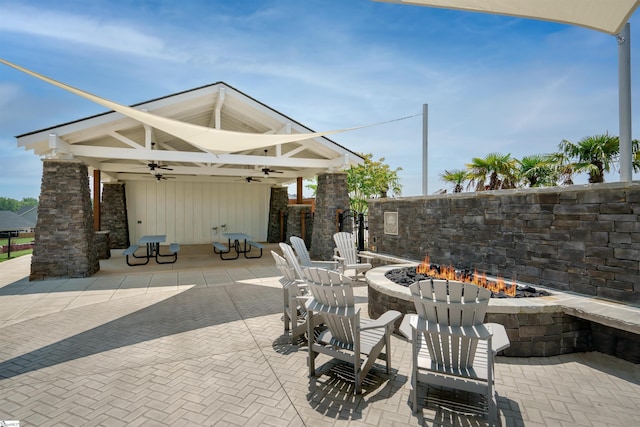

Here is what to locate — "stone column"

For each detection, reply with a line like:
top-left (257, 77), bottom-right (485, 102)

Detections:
top-left (267, 186), bottom-right (289, 243)
top-left (101, 183), bottom-right (130, 249)
top-left (30, 160), bottom-right (100, 280)
top-left (310, 172), bottom-right (350, 260)
top-left (286, 205), bottom-right (314, 245)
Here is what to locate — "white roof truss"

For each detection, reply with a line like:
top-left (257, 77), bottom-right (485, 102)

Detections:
top-left (17, 82), bottom-right (362, 186)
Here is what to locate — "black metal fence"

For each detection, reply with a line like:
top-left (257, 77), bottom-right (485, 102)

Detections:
top-left (337, 210), bottom-right (368, 251)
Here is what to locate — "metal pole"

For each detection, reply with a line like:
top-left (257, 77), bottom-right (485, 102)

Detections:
top-left (422, 103), bottom-right (429, 195)
top-left (357, 213), bottom-right (365, 251)
top-left (619, 23), bottom-right (632, 182)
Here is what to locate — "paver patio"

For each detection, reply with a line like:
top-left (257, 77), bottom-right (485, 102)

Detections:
top-left (0, 245), bottom-right (638, 426)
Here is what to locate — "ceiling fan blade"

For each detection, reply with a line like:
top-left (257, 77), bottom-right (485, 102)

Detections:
top-left (262, 167), bottom-right (283, 175)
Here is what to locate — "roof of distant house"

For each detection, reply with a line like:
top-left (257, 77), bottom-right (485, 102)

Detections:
top-left (16, 205), bottom-right (37, 216)
top-left (0, 210), bottom-right (36, 231)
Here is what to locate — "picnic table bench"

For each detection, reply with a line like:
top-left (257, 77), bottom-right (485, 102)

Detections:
top-left (212, 233), bottom-right (264, 260)
top-left (123, 237), bottom-right (179, 266)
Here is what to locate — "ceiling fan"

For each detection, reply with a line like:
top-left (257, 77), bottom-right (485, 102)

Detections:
top-left (261, 149), bottom-right (283, 176)
top-left (154, 173), bottom-right (174, 181)
top-left (147, 142), bottom-right (173, 171)
top-left (244, 176), bottom-right (262, 183)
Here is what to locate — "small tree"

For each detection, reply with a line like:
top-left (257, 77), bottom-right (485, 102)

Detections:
top-left (439, 169), bottom-right (468, 193)
top-left (558, 133), bottom-right (619, 183)
top-left (466, 152), bottom-right (519, 191)
top-left (347, 153), bottom-right (402, 213)
top-left (519, 154), bottom-right (559, 187)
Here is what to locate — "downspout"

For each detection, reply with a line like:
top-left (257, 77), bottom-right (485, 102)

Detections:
top-left (214, 87), bottom-right (226, 129)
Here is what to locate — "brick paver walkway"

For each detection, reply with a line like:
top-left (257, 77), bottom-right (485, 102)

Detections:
top-left (0, 249), bottom-right (638, 426)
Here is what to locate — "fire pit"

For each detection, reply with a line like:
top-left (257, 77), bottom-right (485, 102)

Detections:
top-left (384, 257), bottom-right (550, 298)
top-left (365, 262), bottom-right (592, 358)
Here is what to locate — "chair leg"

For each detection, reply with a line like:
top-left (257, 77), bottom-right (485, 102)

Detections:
top-left (411, 328), bottom-right (419, 413)
top-left (354, 352), bottom-right (362, 394)
top-left (283, 291), bottom-right (290, 333)
top-left (307, 311), bottom-right (316, 377)
top-left (385, 324), bottom-right (393, 374)
top-left (410, 374), bottom-right (418, 414)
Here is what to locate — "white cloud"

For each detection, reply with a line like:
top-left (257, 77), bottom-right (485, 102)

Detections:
top-left (0, 5), bottom-right (173, 60)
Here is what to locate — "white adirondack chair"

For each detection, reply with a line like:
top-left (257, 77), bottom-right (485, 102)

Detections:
top-left (302, 267), bottom-right (401, 394)
top-left (290, 236), bottom-right (339, 270)
top-left (279, 242), bottom-right (306, 280)
top-left (271, 251), bottom-right (309, 341)
top-left (332, 232), bottom-right (373, 281)
top-left (406, 279), bottom-right (508, 424)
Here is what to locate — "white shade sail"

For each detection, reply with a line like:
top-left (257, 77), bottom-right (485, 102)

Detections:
top-left (0, 58), bottom-right (372, 155)
top-left (375, 0), bottom-right (640, 35)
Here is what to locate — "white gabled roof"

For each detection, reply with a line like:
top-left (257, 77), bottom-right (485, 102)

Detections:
top-left (16, 81), bottom-right (363, 186)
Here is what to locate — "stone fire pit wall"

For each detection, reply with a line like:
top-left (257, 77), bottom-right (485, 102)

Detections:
top-left (368, 182), bottom-right (640, 305)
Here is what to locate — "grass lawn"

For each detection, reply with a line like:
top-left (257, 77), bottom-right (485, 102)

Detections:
top-left (0, 237), bottom-right (34, 262)
top-left (0, 237), bottom-right (34, 245)
top-left (0, 249), bottom-right (32, 262)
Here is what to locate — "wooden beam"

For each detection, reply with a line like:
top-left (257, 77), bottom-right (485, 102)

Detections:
top-left (297, 177), bottom-right (303, 204)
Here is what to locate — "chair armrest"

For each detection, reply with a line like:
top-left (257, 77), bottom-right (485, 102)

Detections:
top-left (309, 260), bottom-right (340, 270)
top-left (333, 255), bottom-right (346, 262)
top-left (398, 314), bottom-right (416, 340)
top-left (358, 253), bottom-right (375, 262)
top-left (361, 310), bottom-right (402, 330)
top-left (294, 295), bottom-right (311, 305)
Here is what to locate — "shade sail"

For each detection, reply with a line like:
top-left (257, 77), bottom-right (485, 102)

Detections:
top-left (375, 0), bottom-right (640, 35)
top-left (0, 58), bottom-right (372, 155)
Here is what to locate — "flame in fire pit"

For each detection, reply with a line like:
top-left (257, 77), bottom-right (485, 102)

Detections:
top-left (416, 256), bottom-right (517, 297)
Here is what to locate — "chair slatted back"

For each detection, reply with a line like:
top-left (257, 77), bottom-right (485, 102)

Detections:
top-left (302, 267), bottom-right (357, 348)
top-left (271, 250), bottom-right (297, 285)
top-left (279, 242), bottom-right (305, 280)
top-left (333, 232), bottom-right (359, 265)
top-left (290, 236), bottom-right (313, 267)
top-left (410, 280), bottom-right (491, 370)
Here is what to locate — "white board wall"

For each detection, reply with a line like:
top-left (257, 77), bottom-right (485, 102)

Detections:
top-left (125, 180), bottom-right (271, 245)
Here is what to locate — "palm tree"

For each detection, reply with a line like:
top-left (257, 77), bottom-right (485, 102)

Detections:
top-left (546, 151), bottom-right (575, 186)
top-left (466, 152), bottom-right (519, 191)
top-left (519, 154), bottom-right (558, 187)
top-left (633, 139), bottom-right (640, 173)
top-left (558, 133), bottom-right (619, 183)
top-left (440, 169), bottom-right (468, 193)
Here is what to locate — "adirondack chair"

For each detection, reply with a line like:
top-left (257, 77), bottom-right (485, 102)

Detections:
top-left (278, 242), bottom-right (306, 280)
top-left (290, 236), bottom-right (339, 270)
top-left (332, 232), bottom-right (374, 281)
top-left (406, 279), bottom-right (507, 424)
top-left (271, 251), bottom-right (309, 341)
top-left (302, 267), bottom-right (401, 394)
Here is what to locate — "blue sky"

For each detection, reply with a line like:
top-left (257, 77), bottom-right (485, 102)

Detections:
top-left (1, 0), bottom-right (639, 200)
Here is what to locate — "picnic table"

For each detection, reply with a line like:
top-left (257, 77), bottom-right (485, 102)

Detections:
top-left (212, 232), bottom-right (264, 260)
top-left (123, 235), bottom-right (179, 266)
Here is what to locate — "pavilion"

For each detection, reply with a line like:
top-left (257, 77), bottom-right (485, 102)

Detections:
top-left (15, 81), bottom-right (363, 279)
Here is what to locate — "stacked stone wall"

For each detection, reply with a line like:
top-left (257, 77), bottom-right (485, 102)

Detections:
top-left (30, 160), bottom-right (99, 280)
top-left (100, 183), bottom-right (129, 249)
top-left (368, 182), bottom-right (640, 305)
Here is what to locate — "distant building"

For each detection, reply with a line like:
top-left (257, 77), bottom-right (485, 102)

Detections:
top-left (0, 210), bottom-right (36, 234)
top-left (16, 205), bottom-right (38, 224)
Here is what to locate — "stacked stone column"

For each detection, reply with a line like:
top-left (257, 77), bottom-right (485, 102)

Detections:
top-left (100, 183), bottom-right (130, 249)
top-left (309, 172), bottom-right (350, 261)
top-left (267, 187), bottom-right (289, 243)
top-left (30, 160), bottom-right (100, 280)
